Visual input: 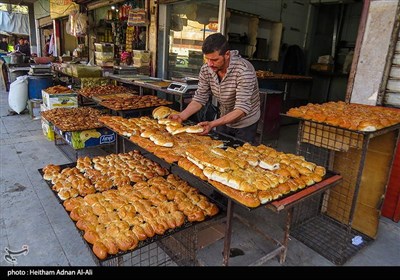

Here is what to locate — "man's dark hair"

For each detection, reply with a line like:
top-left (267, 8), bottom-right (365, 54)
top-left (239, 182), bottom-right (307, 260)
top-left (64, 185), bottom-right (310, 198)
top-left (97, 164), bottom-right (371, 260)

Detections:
top-left (202, 33), bottom-right (229, 55)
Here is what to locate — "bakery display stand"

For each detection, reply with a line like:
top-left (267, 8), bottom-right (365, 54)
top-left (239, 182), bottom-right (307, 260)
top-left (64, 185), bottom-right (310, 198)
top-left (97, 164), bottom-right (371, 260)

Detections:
top-left (218, 172), bottom-right (342, 266)
top-left (39, 161), bottom-right (226, 267)
top-left (99, 121), bottom-right (344, 266)
top-left (288, 118), bottom-right (400, 265)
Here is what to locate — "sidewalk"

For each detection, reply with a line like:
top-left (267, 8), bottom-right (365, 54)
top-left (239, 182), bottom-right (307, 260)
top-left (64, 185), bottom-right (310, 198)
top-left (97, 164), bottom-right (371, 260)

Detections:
top-left (0, 86), bottom-right (399, 267)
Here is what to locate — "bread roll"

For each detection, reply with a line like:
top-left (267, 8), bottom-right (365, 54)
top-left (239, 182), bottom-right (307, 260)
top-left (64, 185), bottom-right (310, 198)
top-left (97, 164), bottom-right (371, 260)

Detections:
top-left (140, 130), bottom-right (156, 138)
top-left (152, 106), bottom-right (171, 119)
top-left (258, 190), bottom-right (273, 204)
top-left (186, 125), bottom-right (204, 133)
top-left (208, 180), bottom-right (260, 208)
top-left (171, 127), bottom-right (187, 135)
top-left (93, 241), bottom-right (108, 260)
top-left (259, 158), bottom-right (280, 171)
top-left (149, 134), bottom-right (173, 147)
top-left (314, 166), bottom-right (326, 177)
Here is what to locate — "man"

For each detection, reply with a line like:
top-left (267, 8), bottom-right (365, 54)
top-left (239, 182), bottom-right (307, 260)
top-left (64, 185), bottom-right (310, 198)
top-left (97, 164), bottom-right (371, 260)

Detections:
top-left (169, 33), bottom-right (260, 144)
top-left (0, 37), bottom-right (8, 52)
top-left (15, 38), bottom-right (30, 57)
top-left (43, 39), bottom-right (51, 56)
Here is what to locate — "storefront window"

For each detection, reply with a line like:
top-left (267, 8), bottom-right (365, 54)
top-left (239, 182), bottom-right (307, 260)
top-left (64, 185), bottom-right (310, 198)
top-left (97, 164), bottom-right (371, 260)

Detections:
top-left (166, 0), bottom-right (220, 79)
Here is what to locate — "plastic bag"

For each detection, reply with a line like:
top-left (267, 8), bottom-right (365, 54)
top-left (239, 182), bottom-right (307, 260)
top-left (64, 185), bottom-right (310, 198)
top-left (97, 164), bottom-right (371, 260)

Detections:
top-left (8, 75), bottom-right (28, 114)
top-left (66, 12), bottom-right (87, 37)
top-left (75, 13), bottom-right (88, 37)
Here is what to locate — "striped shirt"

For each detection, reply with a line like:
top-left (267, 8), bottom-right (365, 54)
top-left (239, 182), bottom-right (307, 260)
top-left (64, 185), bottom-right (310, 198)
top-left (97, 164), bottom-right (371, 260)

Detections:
top-left (192, 50), bottom-right (260, 128)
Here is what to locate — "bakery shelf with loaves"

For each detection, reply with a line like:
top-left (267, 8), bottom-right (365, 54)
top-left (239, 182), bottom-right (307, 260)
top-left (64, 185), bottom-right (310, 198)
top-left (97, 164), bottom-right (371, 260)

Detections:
top-left (286, 101), bottom-right (400, 133)
top-left (40, 152), bottom-right (221, 264)
top-left (40, 151), bottom-right (169, 202)
top-left (98, 110), bottom-right (330, 209)
top-left (287, 110), bottom-right (400, 265)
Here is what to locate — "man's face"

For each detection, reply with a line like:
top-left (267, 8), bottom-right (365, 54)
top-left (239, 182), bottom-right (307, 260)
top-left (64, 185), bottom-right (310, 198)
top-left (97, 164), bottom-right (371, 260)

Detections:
top-left (19, 39), bottom-right (24, 44)
top-left (204, 50), bottom-right (229, 73)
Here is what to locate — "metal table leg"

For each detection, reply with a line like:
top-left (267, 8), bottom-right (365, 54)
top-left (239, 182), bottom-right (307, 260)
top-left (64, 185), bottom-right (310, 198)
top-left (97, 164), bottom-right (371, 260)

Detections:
top-left (222, 199), bottom-right (234, 266)
top-left (279, 207), bottom-right (293, 263)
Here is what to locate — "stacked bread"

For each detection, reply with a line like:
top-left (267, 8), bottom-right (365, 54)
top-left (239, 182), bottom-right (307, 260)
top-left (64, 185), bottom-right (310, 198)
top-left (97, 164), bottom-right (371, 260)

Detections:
top-left (42, 150), bottom-right (168, 200)
top-left (152, 106), bottom-right (204, 135)
top-left (79, 85), bottom-right (136, 99)
top-left (62, 174), bottom-right (219, 260)
top-left (152, 106), bottom-right (179, 120)
top-left (287, 101), bottom-right (400, 131)
top-left (41, 107), bottom-right (104, 131)
top-left (98, 115), bottom-right (164, 137)
top-left (179, 143), bottom-right (326, 208)
top-left (100, 95), bottom-right (172, 111)
top-left (44, 85), bottom-right (73, 94)
top-left (98, 115), bottom-right (222, 163)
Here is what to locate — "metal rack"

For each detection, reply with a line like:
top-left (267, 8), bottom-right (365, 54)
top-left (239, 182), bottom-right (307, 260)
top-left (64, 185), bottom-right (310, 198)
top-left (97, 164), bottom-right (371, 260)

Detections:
top-left (95, 222), bottom-right (201, 266)
top-left (110, 127), bottom-right (344, 265)
top-left (289, 118), bottom-right (400, 265)
top-left (97, 221), bottom-right (208, 266)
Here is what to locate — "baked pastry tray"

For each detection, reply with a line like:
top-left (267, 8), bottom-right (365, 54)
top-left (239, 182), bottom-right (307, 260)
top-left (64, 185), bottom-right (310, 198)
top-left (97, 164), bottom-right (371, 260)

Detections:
top-left (281, 114), bottom-right (400, 135)
top-left (38, 162), bottom-right (226, 262)
top-left (100, 101), bottom-right (173, 112)
top-left (171, 163), bottom-right (340, 212)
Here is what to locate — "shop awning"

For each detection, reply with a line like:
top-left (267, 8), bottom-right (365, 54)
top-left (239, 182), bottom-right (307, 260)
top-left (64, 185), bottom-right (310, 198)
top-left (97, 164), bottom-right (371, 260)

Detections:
top-left (0, 11), bottom-right (29, 36)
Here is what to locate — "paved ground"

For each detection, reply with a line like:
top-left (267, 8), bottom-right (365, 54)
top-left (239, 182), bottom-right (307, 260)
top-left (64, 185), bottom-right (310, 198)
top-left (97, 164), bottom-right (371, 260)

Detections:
top-left (0, 85), bottom-right (399, 268)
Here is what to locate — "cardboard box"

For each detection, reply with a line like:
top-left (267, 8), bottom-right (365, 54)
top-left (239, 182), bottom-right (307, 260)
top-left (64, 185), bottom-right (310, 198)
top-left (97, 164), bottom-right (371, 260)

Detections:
top-left (41, 116), bottom-right (55, 141)
top-left (42, 90), bottom-right (78, 109)
top-left (56, 127), bottom-right (116, 149)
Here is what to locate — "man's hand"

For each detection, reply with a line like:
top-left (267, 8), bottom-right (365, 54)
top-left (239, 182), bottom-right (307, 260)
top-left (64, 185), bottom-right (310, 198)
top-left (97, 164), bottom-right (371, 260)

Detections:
top-left (198, 121), bottom-right (214, 135)
top-left (168, 113), bottom-right (184, 123)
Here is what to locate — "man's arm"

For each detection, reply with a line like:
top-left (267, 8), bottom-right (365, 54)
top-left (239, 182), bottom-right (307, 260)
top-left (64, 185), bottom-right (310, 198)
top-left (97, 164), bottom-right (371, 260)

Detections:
top-left (198, 108), bottom-right (245, 135)
top-left (169, 100), bottom-right (203, 123)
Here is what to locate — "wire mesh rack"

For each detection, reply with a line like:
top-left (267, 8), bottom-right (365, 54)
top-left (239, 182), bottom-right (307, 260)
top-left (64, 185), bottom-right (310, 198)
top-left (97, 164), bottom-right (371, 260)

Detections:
top-left (96, 223), bottom-right (200, 266)
top-left (289, 120), bottom-right (400, 265)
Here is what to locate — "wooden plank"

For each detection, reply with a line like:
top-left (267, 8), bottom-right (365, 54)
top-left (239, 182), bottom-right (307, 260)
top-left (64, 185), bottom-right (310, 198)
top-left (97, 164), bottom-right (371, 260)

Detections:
top-left (357, 132), bottom-right (396, 208)
top-left (384, 92), bottom-right (400, 107)
top-left (389, 65), bottom-right (400, 79)
top-left (352, 203), bottom-right (380, 239)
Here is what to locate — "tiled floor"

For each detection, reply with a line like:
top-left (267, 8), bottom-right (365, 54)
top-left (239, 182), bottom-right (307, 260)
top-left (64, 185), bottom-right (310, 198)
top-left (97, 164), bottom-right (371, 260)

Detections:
top-left (0, 86), bottom-right (399, 267)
